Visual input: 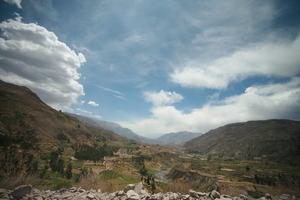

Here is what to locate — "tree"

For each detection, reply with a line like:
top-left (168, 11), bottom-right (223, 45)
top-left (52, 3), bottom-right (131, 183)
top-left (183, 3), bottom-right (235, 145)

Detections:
top-left (49, 152), bottom-right (59, 171)
top-left (65, 163), bottom-right (72, 179)
top-left (40, 164), bottom-right (48, 178)
top-left (57, 158), bottom-right (64, 174)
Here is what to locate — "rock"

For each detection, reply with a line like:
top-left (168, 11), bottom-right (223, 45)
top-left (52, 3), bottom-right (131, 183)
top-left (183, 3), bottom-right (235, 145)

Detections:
top-left (34, 196), bottom-right (43, 200)
top-left (150, 192), bottom-right (163, 200)
top-left (61, 192), bottom-right (73, 199)
top-left (0, 188), bottom-right (8, 196)
top-left (279, 194), bottom-right (292, 200)
top-left (116, 191), bottom-right (125, 196)
top-left (11, 185), bottom-right (32, 200)
top-left (0, 188), bottom-right (9, 200)
top-left (189, 190), bottom-right (199, 198)
top-left (126, 190), bottom-right (140, 200)
top-left (239, 194), bottom-right (248, 200)
top-left (124, 184), bottom-right (136, 193)
top-left (181, 194), bottom-right (190, 200)
top-left (87, 193), bottom-right (95, 199)
top-left (133, 183), bottom-right (144, 194)
top-left (265, 193), bottom-right (272, 200)
top-left (210, 190), bottom-right (221, 199)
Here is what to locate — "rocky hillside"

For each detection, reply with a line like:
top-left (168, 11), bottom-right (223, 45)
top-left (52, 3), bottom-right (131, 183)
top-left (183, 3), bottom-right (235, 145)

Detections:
top-left (156, 131), bottom-right (202, 145)
top-left (184, 120), bottom-right (300, 162)
top-left (0, 80), bottom-right (127, 176)
top-left (1, 183), bottom-right (293, 200)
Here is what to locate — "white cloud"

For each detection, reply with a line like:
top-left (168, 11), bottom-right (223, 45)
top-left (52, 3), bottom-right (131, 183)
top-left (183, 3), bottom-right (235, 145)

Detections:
top-left (75, 108), bottom-right (102, 119)
top-left (3, 0), bottom-right (22, 8)
top-left (0, 17), bottom-right (86, 110)
top-left (171, 35), bottom-right (300, 89)
top-left (95, 85), bottom-right (125, 100)
top-left (144, 90), bottom-right (183, 106)
top-left (120, 78), bottom-right (300, 137)
top-left (87, 101), bottom-right (99, 107)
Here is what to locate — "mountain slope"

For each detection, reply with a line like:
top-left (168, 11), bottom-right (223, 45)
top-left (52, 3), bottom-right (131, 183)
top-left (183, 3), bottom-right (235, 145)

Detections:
top-left (0, 80), bottom-right (127, 175)
top-left (184, 120), bottom-right (300, 162)
top-left (156, 131), bottom-right (202, 145)
top-left (66, 113), bottom-right (157, 144)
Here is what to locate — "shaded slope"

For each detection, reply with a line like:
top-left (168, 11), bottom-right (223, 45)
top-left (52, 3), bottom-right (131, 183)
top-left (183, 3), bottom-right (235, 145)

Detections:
top-left (0, 81), bottom-right (127, 177)
top-left (184, 120), bottom-right (300, 162)
top-left (0, 80), bottom-right (124, 144)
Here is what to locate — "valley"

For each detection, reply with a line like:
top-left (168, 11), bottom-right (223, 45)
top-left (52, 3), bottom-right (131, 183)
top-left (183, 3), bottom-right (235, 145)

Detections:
top-left (0, 81), bottom-right (300, 199)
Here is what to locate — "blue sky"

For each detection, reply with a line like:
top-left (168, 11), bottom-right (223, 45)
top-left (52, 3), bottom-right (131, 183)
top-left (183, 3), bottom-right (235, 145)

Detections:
top-left (0, 0), bottom-right (300, 137)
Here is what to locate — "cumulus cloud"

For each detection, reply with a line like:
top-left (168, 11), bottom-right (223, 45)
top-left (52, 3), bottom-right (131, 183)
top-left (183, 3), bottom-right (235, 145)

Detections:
top-left (87, 101), bottom-right (99, 107)
top-left (0, 17), bottom-right (86, 110)
top-left (3, 0), bottom-right (22, 8)
top-left (120, 78), bottom-right (300, 137)
top-left (171, 36), bottom-right (300, 89)
top-left (144, 90), bottom-right (183, 106)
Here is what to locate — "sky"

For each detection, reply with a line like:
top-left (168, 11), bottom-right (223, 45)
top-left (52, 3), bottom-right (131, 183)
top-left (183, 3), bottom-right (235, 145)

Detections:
top-left (0, 0), bottom-right (300, 138)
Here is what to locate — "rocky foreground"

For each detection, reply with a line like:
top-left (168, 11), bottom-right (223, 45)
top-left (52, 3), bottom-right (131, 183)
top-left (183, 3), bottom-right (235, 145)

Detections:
top-left (0, 184), bottom-right (297, 200)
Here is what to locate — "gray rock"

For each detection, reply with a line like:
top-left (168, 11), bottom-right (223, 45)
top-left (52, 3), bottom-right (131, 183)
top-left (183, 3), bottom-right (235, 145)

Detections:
top-left (116, 191), bottom-right (125, 196)
top-left (265, 193), bottom-right (272, 200)
top-left (239, 195), bottom-right (248, 200)
top-left (0, 188), bottom-right (8, 197)
top-left (133, 183), bottom-right (144, 194)
top-left (189, 190), bottom-right (198, 198)
top-left (87, 193), bottom-right (95, 199)
top-left (78, 188), bottom-right (86, 193)
top-left (279, 194), bottom-right (292, 200)
top-left (124, 184), bottom-right (136, 193)
top-left (11, 185), bottom-right (32, 200)
top-left (0, 188), bottom-right (9, 200)
top-left (126, 190), bottom-right (140, 200)
top-left (61, 192), bottom-right (73, 199)
top-left (150, 192), bottom-right (163, 200)
top-left (210, 190), bottom-right (221, 199)
top-left (34, 196), bottom-right (43, 200)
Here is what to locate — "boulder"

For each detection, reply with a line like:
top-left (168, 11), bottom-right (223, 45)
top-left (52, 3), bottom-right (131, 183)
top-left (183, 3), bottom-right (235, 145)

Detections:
top-left (279, 194), bottom-right (293, 200)
top-left (0, 188), bottom-right (9, 200)
top-left (11, 185), bottom-right (32, 200)
top-left (124, 184), bottom-right (136, 193)
top-left (150, 192), bottom-right (163, 200)
top-left (210, 190), bottom-right (221, 199)
top-left (87, 193), bottom-right (95, 199)
top-left (126, 190), bottom-right (140, 200)
top-left (265, 193), bottom-right (272, 200)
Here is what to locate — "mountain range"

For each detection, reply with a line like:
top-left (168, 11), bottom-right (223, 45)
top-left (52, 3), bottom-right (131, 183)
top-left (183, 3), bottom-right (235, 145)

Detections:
top-left (156, 131), bottom-right (202, 145)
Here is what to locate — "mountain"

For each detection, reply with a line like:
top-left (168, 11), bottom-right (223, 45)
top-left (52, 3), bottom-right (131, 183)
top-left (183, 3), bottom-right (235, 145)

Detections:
top-left (184, 120), bottom-right (300, 162)
top-left (66, 113), bottom-right (157, 144)
top-left (0, 80), bottom-right (127, 175)
top-left (156, 131), bottom-right (202, 145)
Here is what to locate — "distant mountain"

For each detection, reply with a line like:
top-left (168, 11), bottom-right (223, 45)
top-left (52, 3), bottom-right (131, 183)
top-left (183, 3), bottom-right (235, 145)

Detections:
top-left (156, 131), bottom-right (202, 145)
top-left (185, 120), bottom-right (300, 163)
top-left (66, 113), bottom-right (157, 144)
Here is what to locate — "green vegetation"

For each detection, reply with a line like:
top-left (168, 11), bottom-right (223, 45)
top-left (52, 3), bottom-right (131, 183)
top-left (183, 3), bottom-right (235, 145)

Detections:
top-left (56, 132), bottom-right (69, 142)
top-left (74, 143), bottom-right (118, 161)
top-left (101, 170), bottom-right (121, 179)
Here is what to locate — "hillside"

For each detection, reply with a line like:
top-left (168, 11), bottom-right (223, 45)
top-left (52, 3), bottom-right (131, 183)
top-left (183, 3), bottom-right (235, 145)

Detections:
top-left (156, 131), bottom-right (202, 145)
top-left (184, 120), bottom-right (300, 162)
top-left (0, 80), bottom-right (127, 177)
top-left (66, 113), bottom-right (157, 144)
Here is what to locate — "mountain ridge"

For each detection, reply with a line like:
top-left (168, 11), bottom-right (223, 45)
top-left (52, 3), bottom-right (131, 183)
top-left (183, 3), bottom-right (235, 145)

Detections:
top-left (184, 119), bottom-right (300, 163)
top-left (156, 131), bottom-right (202, 145)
